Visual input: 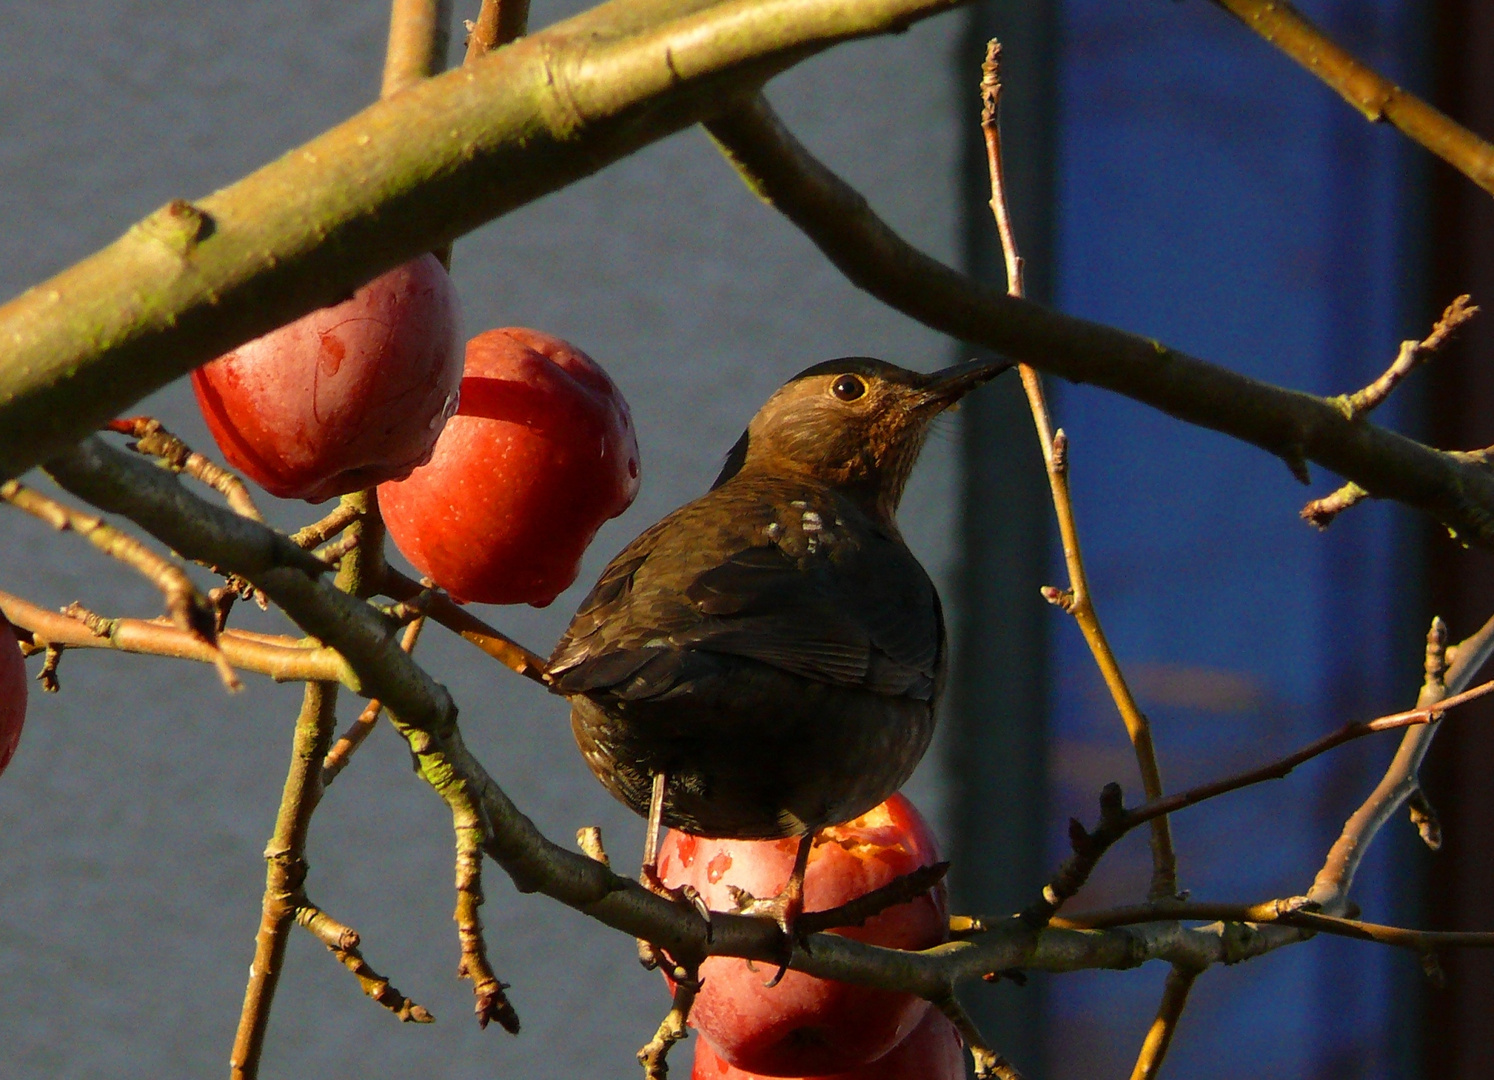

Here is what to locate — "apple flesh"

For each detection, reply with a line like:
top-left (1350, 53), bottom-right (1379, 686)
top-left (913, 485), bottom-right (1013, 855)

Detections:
top-left (0, 614), bottom-right (27, 776)
top-left (658, 793), bottom-right (947, 1077)
top-left (690, 1009), bottom-right (964, 1080)
top-left (379, 327), bottom-right (640, 607)
top-left (191, 254), bottom-right (462, 502)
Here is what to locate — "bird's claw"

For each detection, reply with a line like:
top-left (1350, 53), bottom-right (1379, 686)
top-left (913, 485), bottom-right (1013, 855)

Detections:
top-left (728, 885), bottom-right (804, 987)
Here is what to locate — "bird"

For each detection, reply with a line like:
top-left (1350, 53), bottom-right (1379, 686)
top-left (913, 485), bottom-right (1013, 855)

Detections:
top-left (547, 356), bottom-right (1007, 937)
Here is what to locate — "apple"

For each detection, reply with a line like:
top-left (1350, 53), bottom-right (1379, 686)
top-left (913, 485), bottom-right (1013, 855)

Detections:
top-left (191, 254), bottom-right (462, 502)
top-left (691, 1009), bottom-right (964, 1080)
top-left (0, 614), bottom-right (27, 776)
top-left (378, 327), bottom-right (640, 607)
top-left (658, 793), bottom-right (948, 1077)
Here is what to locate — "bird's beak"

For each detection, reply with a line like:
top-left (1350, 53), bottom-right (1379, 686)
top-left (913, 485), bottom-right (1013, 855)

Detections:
top-left (920, 358), bottom-right (1011, 410)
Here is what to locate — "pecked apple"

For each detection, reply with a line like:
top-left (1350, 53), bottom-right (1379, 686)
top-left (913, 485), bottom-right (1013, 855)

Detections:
top-left (658, 793), bottom-right (948, 1077)
top-left (691, 1007), bottom-right (965, 1080)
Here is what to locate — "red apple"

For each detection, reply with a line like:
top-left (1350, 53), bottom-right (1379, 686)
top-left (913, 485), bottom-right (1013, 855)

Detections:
top-left (191, 254), bottom-right (462, 502)
top-left (0, 614), bottom-right (27, 776)
top-left (378, 327), bottom-right (640, 607)
top-left (691, 1009), bottom-right (964, 1080)
top-left (658, 793), bottom-right (948, 1077)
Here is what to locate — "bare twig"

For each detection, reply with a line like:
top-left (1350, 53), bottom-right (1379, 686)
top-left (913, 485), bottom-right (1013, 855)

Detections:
top-left (1309, 611), bottom-right (1494, 910)
top-left (382, 0), bottom-right (453, 97)
top-left (321, 615), bottom-right (427, 786)
top-left (1130, 965), bottom-right (1199, 1080)
top-left (290, 502), bottom-right (362, 550)
top-left (1210, 0), bottom-right (1494, 198)
top-left (106, 416), bottom-right (264, 521)
top-left (578, 826), bottom-right (612, 866)
top-left (1, 479), bottom-right (239, 690)
top-left (1301, 481), bottom-right (1368, 529)
top-left (464, 0), bottom-right (528, 62)
top-left (638, 978), bottom-right (698, 1080)
top-left (935, 993), bottom-right (1025, 1079)
top-left (702, 93), bottom-right (1494, 545)
top-left (230, 681), bottom-right (340, 1080)
top-left (455, 805), bottom-right (522, 1032)
top-left (0, 590), bottom-right (350, 685)
top-left (980, 38), bottom-right (1176, 901)
top-left (295, 900), bottom-right (433, 1022)
top-left (382, 568), bottom-right (549, 684)
top-left (797, 862), bottom-right (949, 936)
top-left (37, 644), bottom-right (62, 692)
top-left (1337, 296), bottom-right (1477, 420)
top-left (1303, 299), bottom-right (1478, 528)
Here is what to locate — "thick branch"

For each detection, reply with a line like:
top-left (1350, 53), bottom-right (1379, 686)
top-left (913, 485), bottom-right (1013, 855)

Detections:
top-left (0, 0), bottom-right (964, 480)
top-left (1210, 0), bottom-right (1494, 198)
top-left (703, 95), bottom-right (1494, 546)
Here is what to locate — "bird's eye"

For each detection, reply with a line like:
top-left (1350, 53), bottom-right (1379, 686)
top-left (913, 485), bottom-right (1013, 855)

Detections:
top-left (831, 374), bottom-right (867, 402)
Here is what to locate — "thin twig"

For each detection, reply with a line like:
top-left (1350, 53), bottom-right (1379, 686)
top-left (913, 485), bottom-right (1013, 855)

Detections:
top-left (1, 479), bottom-right (239, 690)
top-left (455, 805), bottom-right (522, 1031)
top-left (294, 900), bottom-right (433, 1022)
top-left (107, 416), bottom-right (265, 521)
top-left (797, 862), bottom-right (949, 935)
top-left (230, 681), bottom-right (340, 1080)
top-left (1303, 299), bottom-right (1478, 528)
top-left (290, 502), bottom-right (362, 550)
top-left (1050, 898), bottom-right (1494, 952)
top-left (1301, 481), bottom-right (1369, 529)
top-left (1019, 673), bottom-right (1494, 928)
top-left (0, 590), bottom-right (350, 685)
top-left (1309, 611), bottom-right (1494, 910)
top-left (464, 0), bottom-right (528, 62)
top-left (1129, 965), bottom-right (1199, 1080)
top-left (381, 0), bottom-right (453, 97)
top-left (637, 978), bottom-right (698, 1080)
top-left (1337, 296), bottom-right (1477, 420)
top-left (980, 38), bottom-right (1177, 901)
top-left (935, 993), bottom-right (1026, 1079)
top-left (382, 568), bottom-right (549, 684)
top-left (1210, 0), bottom-right (1494, 198)
top-left (321, 615), bottom-right (427, 786)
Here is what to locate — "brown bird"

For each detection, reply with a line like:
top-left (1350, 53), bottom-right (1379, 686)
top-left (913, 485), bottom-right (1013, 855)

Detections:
top-left (548, 357), bottom-right (1006, 934)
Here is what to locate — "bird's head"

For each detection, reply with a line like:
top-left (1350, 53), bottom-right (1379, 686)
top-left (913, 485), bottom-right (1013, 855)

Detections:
top-left (713, 357), bottom-right (1009, 522)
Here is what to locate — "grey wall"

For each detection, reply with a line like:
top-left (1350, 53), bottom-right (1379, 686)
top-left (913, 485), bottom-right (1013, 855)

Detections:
top-left (0, 2), bottom-right (970, 1077)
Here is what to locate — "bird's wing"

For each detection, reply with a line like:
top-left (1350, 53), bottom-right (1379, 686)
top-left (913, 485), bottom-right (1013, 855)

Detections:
top-left (548, 490), bottom-right (943, 702)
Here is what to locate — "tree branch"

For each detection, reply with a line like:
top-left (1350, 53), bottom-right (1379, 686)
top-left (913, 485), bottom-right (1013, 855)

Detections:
top-left (0, 0), bottom-right (965, 480)
top-left (702, 93), bottom-right (1494, 546)
top-left (1209, 0), bottom-right (1494, 199)
top-left (38, 434), bottom-right (1451, 1037)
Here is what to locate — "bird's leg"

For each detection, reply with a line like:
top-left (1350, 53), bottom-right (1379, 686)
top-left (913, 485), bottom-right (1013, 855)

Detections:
top-left (639, 770), bottom-right (669, 895)
top-left (636, 771), bottom-right (710, 977)
top-left (729, 828), bottom-right (815, 985)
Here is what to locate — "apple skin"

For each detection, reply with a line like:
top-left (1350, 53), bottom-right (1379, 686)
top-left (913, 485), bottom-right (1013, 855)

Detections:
top-left (191, 254), bottom-right (462, 502)
top-left (690, 1004), bottom-right (964, 1080)
top-left (378, 327), bottom-right (641, 607)
top-left (659, 793), bottom-right (948, 1077)
top-left (0, 614), bottom-right (27, 776)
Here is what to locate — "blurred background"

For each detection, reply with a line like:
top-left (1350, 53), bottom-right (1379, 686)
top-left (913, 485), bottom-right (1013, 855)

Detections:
top-left (0, 0), bottom-right (1489, 1076)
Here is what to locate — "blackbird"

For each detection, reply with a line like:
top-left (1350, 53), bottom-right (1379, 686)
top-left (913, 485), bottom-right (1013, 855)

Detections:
top-left (548, 356), bottom-right (1007, 931)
